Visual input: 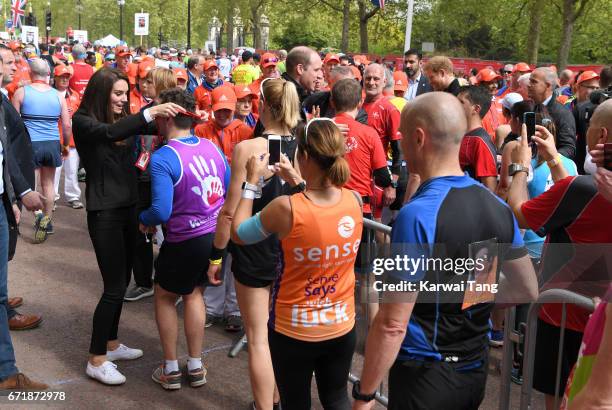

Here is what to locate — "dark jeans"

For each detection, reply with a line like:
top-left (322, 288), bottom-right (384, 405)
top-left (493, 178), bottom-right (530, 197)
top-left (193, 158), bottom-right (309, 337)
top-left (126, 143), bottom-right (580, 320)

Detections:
top-left (0, 201), bottom-right (18, 380)
top-left (132, 182), bottom-right (153, 288)
top-left (87, 206), bottom-right (137, 355)
top-left (269, 327), bottom-right (356, 410)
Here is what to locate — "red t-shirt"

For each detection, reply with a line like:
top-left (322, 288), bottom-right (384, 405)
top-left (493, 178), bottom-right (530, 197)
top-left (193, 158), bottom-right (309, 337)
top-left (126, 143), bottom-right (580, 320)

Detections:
top-left (334, 113), bottom-right (388, 213)
top-left (459, 127), bottom-right (498, 180)
top-left (482, 98), bottom-right (506, 140)
top-left (69, 62), bottom-right (94, 97)
top-left (362, 95), bottom-right (401, 153)
top-left (521, 175), bottom-right (612, 332)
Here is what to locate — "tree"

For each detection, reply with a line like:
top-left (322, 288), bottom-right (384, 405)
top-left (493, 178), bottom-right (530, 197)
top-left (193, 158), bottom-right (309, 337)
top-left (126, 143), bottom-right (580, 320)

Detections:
top-left (317, 0), bottom-right (352, 53)
top-left (249, 0), bottom-right (266, 49)
top-left (556, 0), bottom-right (593, 70)
top-left (357, 0), bottom-right (379, 53)
top-left (526, 0), bottom-right (545, 64)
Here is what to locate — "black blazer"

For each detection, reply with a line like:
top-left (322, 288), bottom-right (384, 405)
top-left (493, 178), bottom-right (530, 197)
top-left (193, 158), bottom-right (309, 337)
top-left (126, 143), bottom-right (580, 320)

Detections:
top-left (302, 91), bottom-right (369, 125)
top-left (416, 74), bottom-right (433, 96)
top-left (1, 92), bottom-right (34, 197)
top-left (539, 97), bottom-right (576, 160)
top-left (72, 109), bottom-right (154, 211)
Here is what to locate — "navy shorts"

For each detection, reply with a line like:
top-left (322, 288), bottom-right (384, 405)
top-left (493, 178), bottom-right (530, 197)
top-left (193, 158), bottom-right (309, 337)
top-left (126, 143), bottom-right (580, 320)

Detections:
top-left (32, 141), bottom-right (62, 168)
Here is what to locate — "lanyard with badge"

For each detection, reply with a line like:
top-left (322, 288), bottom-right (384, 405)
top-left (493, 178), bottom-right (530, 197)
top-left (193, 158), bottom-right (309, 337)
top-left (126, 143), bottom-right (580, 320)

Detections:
top-left (135, 136), bottom-right (151, 171)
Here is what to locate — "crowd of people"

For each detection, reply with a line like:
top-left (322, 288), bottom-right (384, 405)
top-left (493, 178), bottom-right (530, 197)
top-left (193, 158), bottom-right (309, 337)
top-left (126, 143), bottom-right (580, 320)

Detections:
top-left (0, 36), bottom-right (610, 410)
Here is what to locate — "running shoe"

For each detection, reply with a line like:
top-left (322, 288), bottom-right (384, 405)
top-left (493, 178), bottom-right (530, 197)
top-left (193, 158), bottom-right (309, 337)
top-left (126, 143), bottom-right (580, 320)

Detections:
top-left (225, 315), bottom-right (243, 332)
top-left (511, 366), bottom-right (523, 385)
top-left (205, 314), bottom-right (222, 328)
top-left (68, 200), bottom-right (84, 209)
top-left (46, 222), bottom-right (54, 235)
top-left (187, 366), bottom-right (207, 388)
top-left (489, 329), bottom-right (504, 347)
top-left (34, 215), bottom-right (51, 243)
top-left (152, 365), bottom-right (182, 390)
top-left (124, 284), bottom-right (154, 301)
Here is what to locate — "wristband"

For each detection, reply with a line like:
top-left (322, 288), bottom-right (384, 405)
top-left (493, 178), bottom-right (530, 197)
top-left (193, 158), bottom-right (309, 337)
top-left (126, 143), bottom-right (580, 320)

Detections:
top-left (242, 189), bottom-right (256, 200)
top-left (209, 258), bottom-right (222, 266)
top-left (210, 245), bottom-right (227, 261)
top-left (547, 155), bottom-right (561, 168)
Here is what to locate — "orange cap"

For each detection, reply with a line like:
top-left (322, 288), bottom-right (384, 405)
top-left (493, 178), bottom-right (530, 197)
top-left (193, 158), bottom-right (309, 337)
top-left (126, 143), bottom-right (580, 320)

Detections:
top-left (393, 71), bottom-right (408, 92)
top-left (576, 70), bottom-right (599, 85)
top-left (512, 62), bottom-right (532, 73)
top-left (324, 53), bottom-right (340, 65)
top-left (54, 64), bottom-right (72, 77)
top-left (234, 84), bottom-right (258, 99)
top-left (476, 68), bottom-right (501, 83)
top-left (115, 45), bottom-right (131, 57)
top-left (203, 60), bottom-right (219, 72)
top-left (173, 68), bottom-right (188, 82)
top-left (260, 52), bottom-right (278, 68)
top-left (212, 86), bottom-right (237, 112)
top-left (8, 41), bottom-right (23, 51)
top-left (350, 65), bottom-right (362, 82)
top-left (138, 62), bottom-right (155, 79)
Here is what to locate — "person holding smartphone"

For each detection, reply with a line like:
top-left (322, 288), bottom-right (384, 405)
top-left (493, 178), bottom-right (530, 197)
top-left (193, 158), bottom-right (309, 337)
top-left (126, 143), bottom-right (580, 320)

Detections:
top-left (207, 77), bottom-right (302, 410)
top-left (232, 119), bottom-right (363, 409)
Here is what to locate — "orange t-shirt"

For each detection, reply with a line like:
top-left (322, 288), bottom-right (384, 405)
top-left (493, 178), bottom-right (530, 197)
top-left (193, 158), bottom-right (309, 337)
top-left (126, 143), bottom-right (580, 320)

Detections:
top-left (58, 88), bottom-right (81, 147)
top-left (482, 98), bottom-right (506, 142)
top-left (129, 87), bottom-right (150, 114)
top-left (6, 60), bottom-right (31, 100)
top-left (270, 189), bottom-right (363, 342)
top-left (194, 119), bottom-right (253, 161)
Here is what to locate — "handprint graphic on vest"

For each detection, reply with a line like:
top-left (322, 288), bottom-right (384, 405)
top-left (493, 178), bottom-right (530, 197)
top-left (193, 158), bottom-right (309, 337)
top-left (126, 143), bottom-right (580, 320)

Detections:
top-left (189, 155), bottom-right (224, 206)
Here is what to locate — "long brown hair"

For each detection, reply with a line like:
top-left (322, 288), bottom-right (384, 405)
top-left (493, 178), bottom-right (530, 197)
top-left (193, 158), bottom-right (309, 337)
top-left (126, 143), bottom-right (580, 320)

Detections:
top-left (79, 68), bottom-right (129, 124)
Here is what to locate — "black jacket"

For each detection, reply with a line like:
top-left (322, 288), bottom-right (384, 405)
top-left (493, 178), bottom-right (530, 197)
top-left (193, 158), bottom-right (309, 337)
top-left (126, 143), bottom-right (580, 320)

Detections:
top-left (72, 109), bottom-right (153, 211)
top-left (573, 100), bottom-right (594, 174)
top-left (302, 91), bottom-right (369, 125)
top-left (538, 97), bottom-right (576, 160)
top-left (281, 72), bottom-right (309, 119)
top-left (445, 78), bottom-right (462, 96)
top-left (414, 73), bottom-right (433, 97)
top-left (1, 92), bottom-right (34, 198)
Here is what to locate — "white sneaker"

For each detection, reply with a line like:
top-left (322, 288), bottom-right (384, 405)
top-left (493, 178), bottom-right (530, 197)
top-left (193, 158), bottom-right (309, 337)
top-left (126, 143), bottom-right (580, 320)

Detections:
top-left (106, 344), bottom-right (144, 361)
top-left (86, 361), bottom-right (126, 385)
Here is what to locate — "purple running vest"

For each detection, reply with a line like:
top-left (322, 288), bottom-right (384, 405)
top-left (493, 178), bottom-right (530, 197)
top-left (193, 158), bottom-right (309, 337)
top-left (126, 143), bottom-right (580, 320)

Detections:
top-left (165, 138), bottom-right (227, 242)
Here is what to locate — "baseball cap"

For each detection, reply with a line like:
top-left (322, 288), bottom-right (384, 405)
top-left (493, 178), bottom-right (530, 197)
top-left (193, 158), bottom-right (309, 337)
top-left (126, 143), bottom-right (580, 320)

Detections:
top-left (234, 84), bottom-right (258, 99)
top-left (503, 64), bottom-right (514, 73)
top-left (576, 70), bottom-right (599, 85)
top-left (203, 60), bottom-right (219, 71)
top-left (476, 68), bottom-right (501, 83)
top-left (54, 64), bottom-right (72, 77)
top-left (324, 53), bottom-right (340, 65)
top-left (8, 41), bottom-right (23, 51)
top-left (501, 92), bottom-right (523, 111)
top-left (260, 52), bottom-right (278, 68)
top-left (393, 71), bottom-right (408, 92)
top-left (138, 62), bottom-right (155, 79)
top-left (173, 68), bottom-right (188, 82)
top-left (212, 86), bottom-right (237, 112)
top-left (105, 53), bottom-right (116, 61)
top-left (115, 45), bottom-right (131, 57)
top-left (513, 62), bottom-right (531, 73)
top-left (241, 50), bottom-right (253, 62)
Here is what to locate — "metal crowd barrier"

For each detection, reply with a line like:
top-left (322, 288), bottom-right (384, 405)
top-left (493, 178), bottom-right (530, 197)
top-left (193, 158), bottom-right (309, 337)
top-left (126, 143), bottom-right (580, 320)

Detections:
top-left (498, 289), bottom-right (595, 410)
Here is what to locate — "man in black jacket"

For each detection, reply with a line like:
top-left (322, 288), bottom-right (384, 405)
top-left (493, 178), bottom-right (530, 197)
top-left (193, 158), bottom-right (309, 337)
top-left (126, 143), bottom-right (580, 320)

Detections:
top-left (403, 49), bottom-right (432, 101)
top-left (424, 56), bottom-right (461, 96)
top-left (303, 65), bottom-right (368, 124)
top-left (528, 67), bottom-right (576, 160)
top-left (280, 46), bottom-right (323, 117)
top-left (0, 45), bottom-right (44, 331)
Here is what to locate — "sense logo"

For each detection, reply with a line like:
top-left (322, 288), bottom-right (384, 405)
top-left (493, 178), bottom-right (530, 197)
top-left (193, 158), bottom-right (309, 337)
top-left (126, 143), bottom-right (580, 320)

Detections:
top-left (337, 216), bottom-right (355, 239)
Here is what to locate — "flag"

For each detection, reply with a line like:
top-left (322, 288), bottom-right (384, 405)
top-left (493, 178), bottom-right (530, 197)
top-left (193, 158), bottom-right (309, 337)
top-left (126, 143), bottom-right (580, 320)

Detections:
top-left (371, 0), bottom-right (385, 8)
top-left (11, 0), bottom-right (27, 29)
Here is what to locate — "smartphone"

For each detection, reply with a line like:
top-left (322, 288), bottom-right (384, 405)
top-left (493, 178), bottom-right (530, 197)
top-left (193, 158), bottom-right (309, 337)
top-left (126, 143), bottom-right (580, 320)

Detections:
top-left (604, 143), bottom-right (612, 171)
top-left (524, 112), bottom-right (536, 143)
top-left (268, 135), bottom-right (281, 166)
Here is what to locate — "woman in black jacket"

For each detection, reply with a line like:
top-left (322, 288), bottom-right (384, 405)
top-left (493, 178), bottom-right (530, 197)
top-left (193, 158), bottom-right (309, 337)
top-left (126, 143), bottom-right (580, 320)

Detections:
top-left (72, 68), bottom-right (182, 385)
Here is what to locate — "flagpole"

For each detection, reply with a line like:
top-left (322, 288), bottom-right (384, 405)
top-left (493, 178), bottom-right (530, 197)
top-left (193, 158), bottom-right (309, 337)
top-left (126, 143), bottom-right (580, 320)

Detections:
top-left (403, 0), bottom-right (414, 52)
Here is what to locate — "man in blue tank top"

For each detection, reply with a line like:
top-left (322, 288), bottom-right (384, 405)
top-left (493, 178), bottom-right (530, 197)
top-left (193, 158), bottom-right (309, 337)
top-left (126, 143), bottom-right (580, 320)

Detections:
top-left (11, 58), bottom-right (72, 242)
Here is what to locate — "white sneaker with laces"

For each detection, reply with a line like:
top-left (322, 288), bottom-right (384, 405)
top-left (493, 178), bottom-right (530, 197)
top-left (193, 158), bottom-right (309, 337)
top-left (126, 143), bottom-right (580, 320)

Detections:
top-left (106, 344), bottom-right (144, 361)
top-left (86, 361), bottom-right (126, 385)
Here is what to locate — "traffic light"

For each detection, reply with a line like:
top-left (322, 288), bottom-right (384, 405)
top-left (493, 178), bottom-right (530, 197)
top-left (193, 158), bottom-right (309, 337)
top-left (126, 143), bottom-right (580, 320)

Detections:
top-left (45, 11), bottom-right (52, 29)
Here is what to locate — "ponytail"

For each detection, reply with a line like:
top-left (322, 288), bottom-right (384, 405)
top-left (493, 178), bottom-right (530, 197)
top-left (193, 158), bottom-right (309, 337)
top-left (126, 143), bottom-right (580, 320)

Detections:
top-left (262, 78), bottom-right (300, 131)
top-left (328, 156), bottom-right (350, 187)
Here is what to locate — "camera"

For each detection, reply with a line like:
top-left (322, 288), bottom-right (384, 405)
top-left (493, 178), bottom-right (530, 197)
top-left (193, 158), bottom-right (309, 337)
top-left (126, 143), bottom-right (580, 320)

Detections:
top-left (589, 86), bottom-right (611, 106)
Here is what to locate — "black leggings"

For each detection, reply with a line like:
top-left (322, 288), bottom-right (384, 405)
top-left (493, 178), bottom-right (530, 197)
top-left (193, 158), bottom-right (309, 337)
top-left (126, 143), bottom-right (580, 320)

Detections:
top-left (87, 206), bottom-right (137, 355)
top-left (132, 182), bottom-right (153, 288)
top-left (269, 327), bottom-right (356, 410)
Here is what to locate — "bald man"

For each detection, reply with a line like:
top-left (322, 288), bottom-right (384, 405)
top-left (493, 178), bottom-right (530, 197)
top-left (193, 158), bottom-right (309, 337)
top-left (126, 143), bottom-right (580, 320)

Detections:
top-left (362, 64), bottom-right (400, 217)
top-left (12, 58), bottom-right (72, 242)
top-left (506, 99), bottom-right (612, 410)
top-left (528, 67), bottom-right (576, 159)
top-left (281, 46), bottom-right (323, 107)
top-left (353, 92), bottom-right (536, 410)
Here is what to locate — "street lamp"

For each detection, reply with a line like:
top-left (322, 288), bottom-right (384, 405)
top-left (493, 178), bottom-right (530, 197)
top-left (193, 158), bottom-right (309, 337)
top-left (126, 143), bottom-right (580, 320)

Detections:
top-left (76, 0), bottom-right (83, 30)
top-left (187, 0), bottom-right (191, 49)
top-left (117, 0), bottom-right (125, 42)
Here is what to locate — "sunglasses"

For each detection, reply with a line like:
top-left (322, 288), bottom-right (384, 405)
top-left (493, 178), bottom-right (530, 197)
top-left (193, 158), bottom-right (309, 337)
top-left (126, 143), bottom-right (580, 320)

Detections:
top-left (263, 57), bottom-right (278, 64)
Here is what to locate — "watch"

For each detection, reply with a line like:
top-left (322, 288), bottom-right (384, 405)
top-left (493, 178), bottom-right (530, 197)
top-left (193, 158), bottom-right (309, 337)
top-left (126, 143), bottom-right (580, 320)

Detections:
top-left (352, 381), bottom-right (377, 403)
top-left (508, 163), bottom-right (529, 177)
top-left (390, 180), bottom-right (398, 189)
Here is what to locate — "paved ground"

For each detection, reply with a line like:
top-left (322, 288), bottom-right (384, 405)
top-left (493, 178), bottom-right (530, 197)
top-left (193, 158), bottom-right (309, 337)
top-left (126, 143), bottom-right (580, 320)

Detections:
top-left (2, 183), bottom-right (545, 409)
